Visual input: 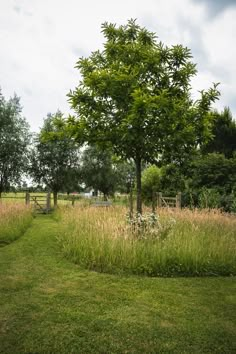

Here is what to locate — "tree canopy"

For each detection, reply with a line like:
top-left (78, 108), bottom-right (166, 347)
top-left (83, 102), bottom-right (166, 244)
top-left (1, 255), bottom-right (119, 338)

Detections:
top-left (0, 89), bottom-right (30, 196)
top-left (30, 111), bottom-right (81, 205)
top-left (66, 19), bottom-right (220, 213)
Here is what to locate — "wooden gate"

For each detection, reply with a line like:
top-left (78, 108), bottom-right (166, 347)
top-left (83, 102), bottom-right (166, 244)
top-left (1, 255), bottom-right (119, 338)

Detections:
top-left (156, 192), bottom-right (181, 209)
top-left (26, 192), bottom-right (51, 213)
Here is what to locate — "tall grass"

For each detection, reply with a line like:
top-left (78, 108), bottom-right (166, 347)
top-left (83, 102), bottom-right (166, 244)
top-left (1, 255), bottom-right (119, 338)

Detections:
top-left (0, 203), bottom-right (33, 245)
top-left (57, 206), bottom-right (236, 276)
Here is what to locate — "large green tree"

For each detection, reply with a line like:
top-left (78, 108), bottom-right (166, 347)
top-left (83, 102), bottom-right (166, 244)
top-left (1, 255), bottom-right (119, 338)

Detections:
top-left (0, 89), bottom-right (30, 197)
top-left (68, 19), bottom-right (220, 213)
top-left (30, 111), bottom-right (81, 206)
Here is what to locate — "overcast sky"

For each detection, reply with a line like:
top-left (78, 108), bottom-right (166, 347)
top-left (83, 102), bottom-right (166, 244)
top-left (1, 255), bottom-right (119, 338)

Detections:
top-left (1, 0), bottom-right (236, 132)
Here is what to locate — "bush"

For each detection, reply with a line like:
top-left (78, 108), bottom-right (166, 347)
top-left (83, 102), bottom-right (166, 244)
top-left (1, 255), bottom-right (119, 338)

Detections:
top-left (198, 188), bottom-right (221, 209)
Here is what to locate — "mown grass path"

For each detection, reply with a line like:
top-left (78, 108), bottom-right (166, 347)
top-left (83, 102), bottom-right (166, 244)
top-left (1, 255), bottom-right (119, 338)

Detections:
top-left (0, 215), bottom-right (236, 353)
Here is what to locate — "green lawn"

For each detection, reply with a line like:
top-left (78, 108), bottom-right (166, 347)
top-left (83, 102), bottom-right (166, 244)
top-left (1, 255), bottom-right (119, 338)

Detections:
top-left (0, 215), bottom-right (235, 353)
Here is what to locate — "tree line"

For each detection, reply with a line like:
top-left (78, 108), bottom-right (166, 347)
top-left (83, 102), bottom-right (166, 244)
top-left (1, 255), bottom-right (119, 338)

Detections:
top-left (1, 19), bottom-right (236, 212)
top-left (0, 97), bottom-right (134, 204)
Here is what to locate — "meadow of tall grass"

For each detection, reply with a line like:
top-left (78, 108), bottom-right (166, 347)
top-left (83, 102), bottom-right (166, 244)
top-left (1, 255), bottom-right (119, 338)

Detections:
top-left (57, 206), bottom-right (236, 276)
top-left (0, 203), bottom-right (33, 245)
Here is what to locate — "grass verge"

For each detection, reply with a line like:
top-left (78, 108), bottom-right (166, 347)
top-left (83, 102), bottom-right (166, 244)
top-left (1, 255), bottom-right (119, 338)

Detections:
top-left (0, 203), bottom-right (33, 246)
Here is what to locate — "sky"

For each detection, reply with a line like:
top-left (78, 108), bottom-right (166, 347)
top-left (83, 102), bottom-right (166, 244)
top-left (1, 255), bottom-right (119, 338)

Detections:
top-left (1, 0), bottom-right (236, 132)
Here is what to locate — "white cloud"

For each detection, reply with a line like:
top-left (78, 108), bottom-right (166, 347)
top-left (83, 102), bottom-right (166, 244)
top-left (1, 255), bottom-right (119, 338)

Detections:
top-left (0, 0), bottom-right (235, 131)
top-left (201, 7), bottom-right (236, 112)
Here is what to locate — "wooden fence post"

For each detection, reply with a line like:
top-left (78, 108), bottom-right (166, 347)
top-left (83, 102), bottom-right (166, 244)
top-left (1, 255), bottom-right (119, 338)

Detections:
top-left (157, 192), bottom-right (162, 208)
top-left (72, 195), bottom-right (75, 207)
top-left (25, 192), bottom-right (30, 205)
top-left (46, 192), bottom-right (51, 212)
top-left (176, 192), bottom-right (182, 208)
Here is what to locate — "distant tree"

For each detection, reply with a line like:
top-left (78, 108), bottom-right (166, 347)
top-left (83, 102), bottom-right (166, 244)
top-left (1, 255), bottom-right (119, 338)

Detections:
top-left (81, 145), bottom-right (117, 199)
top-left (202, 107), bottom-right (236, 158)
top-left (190, 153), bottom-right (236, 194)
top-left (67, 19), bottom-right (220, 213)
top-left (30, 111), bottom-right (81, 206)
top-left (113, 158), bottom-right (136, 194)
top-left (160, 162), bottom-right (189, 195)
top-left (0, 89), bottom-right (30, 197)
top-left (60, 169), bottom-right (82, 195)
top-left (179, 153), bottom-right (236, 211)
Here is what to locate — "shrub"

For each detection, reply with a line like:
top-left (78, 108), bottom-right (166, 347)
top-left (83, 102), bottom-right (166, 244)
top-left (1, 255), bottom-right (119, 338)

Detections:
top-left (198, 187), bottom-right (221, 209)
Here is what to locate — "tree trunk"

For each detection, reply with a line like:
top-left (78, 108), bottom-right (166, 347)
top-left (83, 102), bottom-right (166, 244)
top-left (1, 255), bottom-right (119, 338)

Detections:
top-left (53, 191), bottom-right (58, 207)
top-left (135, 157), bottom-right (142, 215)
top-left (129, 185), bottom-right (133, 219)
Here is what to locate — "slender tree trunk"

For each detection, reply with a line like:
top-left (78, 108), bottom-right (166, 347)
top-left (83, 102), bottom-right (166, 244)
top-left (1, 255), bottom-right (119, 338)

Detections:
top-left (129, 184), bottom-right (133, 219)
top-left (135, 157), bottom-right (142, 215)
top-left (53, 191), bottom-right (58, 207)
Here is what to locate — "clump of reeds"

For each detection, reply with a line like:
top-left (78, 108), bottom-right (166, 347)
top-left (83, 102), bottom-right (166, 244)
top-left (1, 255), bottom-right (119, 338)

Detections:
top-left (0, 203), bottom-right (33, 245)
top-left (57, 206), bottom-right (236, 277)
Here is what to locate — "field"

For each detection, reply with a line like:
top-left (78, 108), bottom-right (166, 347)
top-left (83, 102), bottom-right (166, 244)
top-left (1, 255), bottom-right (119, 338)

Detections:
top-left (0, 204), bottom-right (235, 353)
top-left (57, 206), bottom-right (236, 277)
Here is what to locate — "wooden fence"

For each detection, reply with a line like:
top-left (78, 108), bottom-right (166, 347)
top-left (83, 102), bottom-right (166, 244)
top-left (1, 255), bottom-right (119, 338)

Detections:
top-left (0, 192), bottom-right (52, 213)
top-left (1, 191), bottom-right (182, 212)
top-left (0, 192), bottom-right (82, 210)
top-left (128, 190), bottom-right (182, 217)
